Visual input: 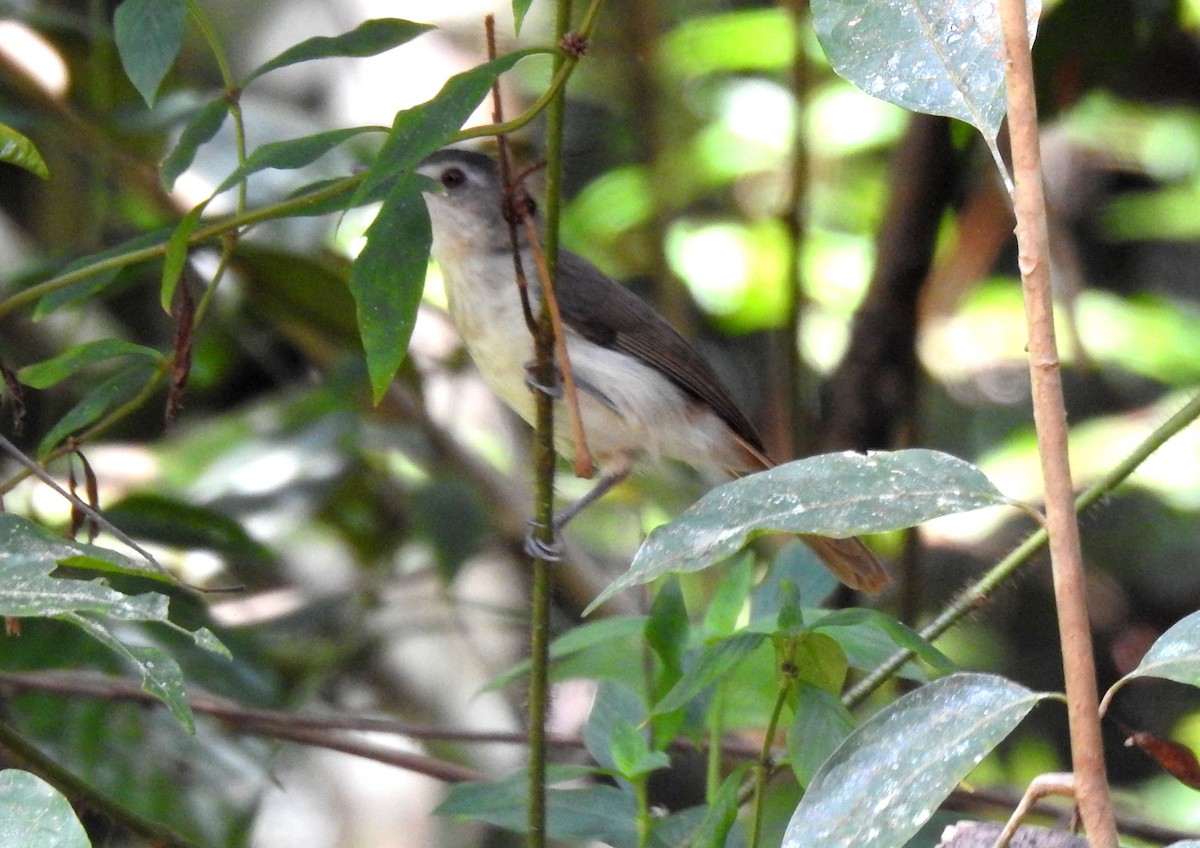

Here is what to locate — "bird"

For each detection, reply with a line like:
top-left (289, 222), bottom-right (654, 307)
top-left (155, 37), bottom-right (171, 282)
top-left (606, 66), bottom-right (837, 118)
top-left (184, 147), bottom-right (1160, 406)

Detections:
top-left (415, 148), bottom-right (889, 594)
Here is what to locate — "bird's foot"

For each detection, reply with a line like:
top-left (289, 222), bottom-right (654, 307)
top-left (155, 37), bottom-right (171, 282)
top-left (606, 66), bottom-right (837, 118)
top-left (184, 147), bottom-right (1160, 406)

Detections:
top-left (523, 361), bottom-right (563, 398)
top-left (523, 520), bottom-right (563, 561)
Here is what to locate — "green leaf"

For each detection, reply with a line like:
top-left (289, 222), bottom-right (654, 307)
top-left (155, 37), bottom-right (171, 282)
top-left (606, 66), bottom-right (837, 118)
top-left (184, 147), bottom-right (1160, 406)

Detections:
top-left (350, 173), bottom-right (430, 403)
top-left (610, 718), bottom-right (670, 779)
top-left (212, 127), bottom-right (383, 197)
top-left (585, 680), bottom-right (647, 774)
top-left (687, 763), bottom-right (752, 848)
top-left (703, 553), bottom-right (754, 637)
top-left (36, 359), bottom-right (158, 456)
top-left (810, 608), bottom-right (956, 675)
top-left (105, 492), bottom-right (276, 568)
top-left (781, 673), bottom-right (1043, 848)
top-left (0, 514), bottom-right (168, 585)
top-left (64, 613), bottom-right (194, 731)
top-left (1105, 610), bottom-right (1200, 706)
top-left (113, 0), bottom-right (188, 107)
top-left (18, 339), bottom-right (162, 389)
top-left (811, 0), bottom-right (1040, 142)
top-left (655, 632), bottom-right (766, 715)
top-left (243, 18), bottom-right (436, 84)
top-left (0, 770), bottom-right (90, 848)
top-left (513, 0), bottom-right (535, 34)
top-left (788, 682), bottom-right (854, 788)
top-left (646, 579), bottom-right (688, 686)
top-left (352, 48), bottom-right (542, 207)
top-left (160, 201), bottom-right (207, 312)
top-left (787, 631), bottom-right (848, 694)
top-left (160, 96), bottom-right (229, 190)
top-left (438, 772), bottom-right (638, 846)
top-left (485, 615), bottom-right (646, 691)
top-left (34, 228), bottom-right (174, 319)
top-left (0, 123), bottom-right (49, 179)
top-left (587, 449), bottom-right (1011, 612)
top-left (659, 9), bottom-right (795, 78)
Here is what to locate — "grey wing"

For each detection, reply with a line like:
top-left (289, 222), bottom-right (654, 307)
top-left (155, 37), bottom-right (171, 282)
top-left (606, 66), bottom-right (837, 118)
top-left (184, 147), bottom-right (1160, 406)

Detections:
top-left (554, 250), bottom-right (768, 458)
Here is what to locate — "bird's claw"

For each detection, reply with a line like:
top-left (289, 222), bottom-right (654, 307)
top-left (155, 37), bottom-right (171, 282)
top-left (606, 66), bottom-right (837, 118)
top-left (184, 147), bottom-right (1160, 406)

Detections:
top-left (524, 520), bottom-right (563, 561)
top-left (523, 361), bottom-right (563, 398)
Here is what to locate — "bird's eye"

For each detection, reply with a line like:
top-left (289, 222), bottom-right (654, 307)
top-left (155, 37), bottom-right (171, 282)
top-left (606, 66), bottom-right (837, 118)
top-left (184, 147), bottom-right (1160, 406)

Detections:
top-left (441, 167), bottom-right (466, 189)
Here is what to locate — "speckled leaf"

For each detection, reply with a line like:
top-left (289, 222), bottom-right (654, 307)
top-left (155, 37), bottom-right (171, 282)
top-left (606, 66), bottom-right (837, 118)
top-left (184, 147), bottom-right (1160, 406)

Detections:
top-left (586, 450), bottom-right (1009, 612)
top-left (0, 770), bottom-right (89, 848)
top-left (812, 0), bottom-right (1040, 141)
top-left (1105, 611), bottom-right (1200, 707)
top-left (782, 673), bottom-right (1042, 848)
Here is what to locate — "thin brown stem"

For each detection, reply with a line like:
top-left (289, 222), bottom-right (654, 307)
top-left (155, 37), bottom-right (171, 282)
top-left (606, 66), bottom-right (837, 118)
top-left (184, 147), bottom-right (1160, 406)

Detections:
top-left (1000, 0), bottom-right (1118, 844)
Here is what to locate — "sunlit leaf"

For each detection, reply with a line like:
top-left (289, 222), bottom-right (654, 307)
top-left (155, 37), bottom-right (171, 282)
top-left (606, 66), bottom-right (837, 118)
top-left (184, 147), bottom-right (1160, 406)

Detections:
top-left (811, 0), bottom-right (1040, 142)
top-left (243, 18), bottom-right (435, 84)
top-left (782, 673), bottom-right (1043, 848)
top-left (113, 0), bottom-right (187, 107)
top-left (587, 450), bottom-right (1011, 612)
top-left (659, 10), bottom-right (796, 78)
top-left (0, 123), bottom-right (49, 179)
top-left (19, 339), bottom-right (162, 389)
top-left (350, 173), bottom-right (429, 403)
top-left (160, 96), bottom-right (229, 190)
top-left (0, 770), bottom-right (89, 848)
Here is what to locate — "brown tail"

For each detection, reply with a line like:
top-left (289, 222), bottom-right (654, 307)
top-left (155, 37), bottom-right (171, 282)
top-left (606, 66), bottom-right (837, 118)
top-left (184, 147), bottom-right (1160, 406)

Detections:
top-left (800, 535), bottom-right (890, 595)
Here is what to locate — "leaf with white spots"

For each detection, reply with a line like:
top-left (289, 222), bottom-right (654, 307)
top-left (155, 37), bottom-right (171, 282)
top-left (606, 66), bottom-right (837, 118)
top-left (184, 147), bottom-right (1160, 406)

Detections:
top-left (586, 450), bottom-right (1011, 613)
top-left (0, 770), bottom-right (90, 848)
top-left (782, 673), bottom-right (1044, 848)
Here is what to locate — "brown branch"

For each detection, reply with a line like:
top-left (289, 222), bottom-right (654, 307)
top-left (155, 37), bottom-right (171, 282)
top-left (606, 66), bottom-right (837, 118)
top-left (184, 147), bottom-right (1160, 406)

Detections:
top-left (1000, 0), bottom-right (1119, 844)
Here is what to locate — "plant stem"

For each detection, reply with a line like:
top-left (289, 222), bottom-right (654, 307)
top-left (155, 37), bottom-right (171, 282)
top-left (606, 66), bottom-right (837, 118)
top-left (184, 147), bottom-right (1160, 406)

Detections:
top-left (1000, 0), bottom-right (1117, 843)
top-left (748, 645), bottom-right (794, 848)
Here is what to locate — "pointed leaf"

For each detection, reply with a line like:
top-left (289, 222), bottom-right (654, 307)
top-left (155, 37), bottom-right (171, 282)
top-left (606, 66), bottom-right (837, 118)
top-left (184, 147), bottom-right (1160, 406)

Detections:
top-left (485, 615), bottom-right (646, 691)
top-left (36, 360), bottom-right (158, 455)
top-left (19, 339), bottom-right (162, 389)
top-left (244, 18), bottom-right (436, 84)
top-left (113, 0), bottom-right (187, 107)
top-left (0, 123), bottom-right (49, 179)
top-left (587, 450), bottom-right (1011, 612)
top-left (1105, 610), bottom-right (1200, 707)
top-left (212, 126), bottom-right (382, 197)
top-left (610, 718), bottom-right (670, 779)
top-left (811, 608), bottom-right (956, 674)
top-left (812, 0), bottom-right (1041, 141)
top-left (64, 613), bottom-right (194, 731)
top-left (34, 229), bottom-right (173, 319)
top-left (161, 201), bottom-right (207, 311)
top-left (513, 0), bottom-right (535, 35)
top-left (655, 632), bottom-right (766, 715)
top-left (352, 48), bottom-right (543, 208)
top-left (782, 673), bottom-right (1043, 848)
top-left (0, 770), bottom-right (89, 848)
top-left (687, 763), bottom-right (753, 848)
top-left (0, 514), bottom-right (167, 584)
top-left (351, 174), bottom-right (430, 402)
top-left (160, 96), bottom-right (229, 190)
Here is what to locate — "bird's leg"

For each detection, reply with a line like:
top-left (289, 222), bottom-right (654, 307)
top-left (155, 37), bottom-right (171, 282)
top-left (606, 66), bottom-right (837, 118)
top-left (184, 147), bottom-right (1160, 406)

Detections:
top-left (523, 467), bottom-right (632, 561)
top-left (523, 359), bottom-right (563, 398)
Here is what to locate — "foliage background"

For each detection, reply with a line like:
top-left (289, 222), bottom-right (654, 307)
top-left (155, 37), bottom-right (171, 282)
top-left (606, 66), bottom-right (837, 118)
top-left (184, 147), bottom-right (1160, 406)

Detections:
top-left (2, 0), bottom-right (1200, 845)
